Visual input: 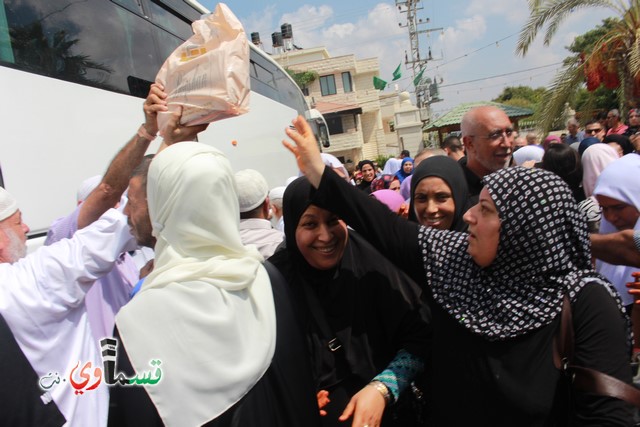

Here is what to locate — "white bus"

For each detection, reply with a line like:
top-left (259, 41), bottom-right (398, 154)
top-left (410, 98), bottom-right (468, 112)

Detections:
top-left (0, 0), bottom-right (328, 244)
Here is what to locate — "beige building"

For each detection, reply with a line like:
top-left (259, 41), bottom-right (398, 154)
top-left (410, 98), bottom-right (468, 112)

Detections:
top-left (273, 47), bottom-right (388, 163)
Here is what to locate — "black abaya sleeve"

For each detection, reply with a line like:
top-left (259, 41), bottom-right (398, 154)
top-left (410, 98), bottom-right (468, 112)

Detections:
top-left (312, 166), bottom-right (425, 285)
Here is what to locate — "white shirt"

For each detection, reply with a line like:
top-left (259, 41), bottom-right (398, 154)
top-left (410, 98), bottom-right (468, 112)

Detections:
top-left (239, 218), bottom-right (284, 258)
top-left (0, 209), bottom-right (136, 427)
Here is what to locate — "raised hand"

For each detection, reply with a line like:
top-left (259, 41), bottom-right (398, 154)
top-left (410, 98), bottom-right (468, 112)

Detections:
top-left (282, 115), bottom-right (325, 188)
top-left (143, 83), bottom-right (168, 136)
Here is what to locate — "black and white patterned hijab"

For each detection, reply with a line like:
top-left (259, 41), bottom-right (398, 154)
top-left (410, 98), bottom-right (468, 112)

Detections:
top-left (418, 166), bottom-right (627, 340)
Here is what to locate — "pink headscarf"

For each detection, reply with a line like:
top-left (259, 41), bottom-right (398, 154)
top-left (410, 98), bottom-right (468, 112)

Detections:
top-left (543, 135), bottom-right (561, 150)
top-left (371, 189), bottom-right (405, 213)
top-left (581, 143), bottom-right (619, 197)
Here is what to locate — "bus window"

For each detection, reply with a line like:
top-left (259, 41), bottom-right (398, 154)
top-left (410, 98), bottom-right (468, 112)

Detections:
top-left (145, 0), bottom-right (194, 40)
top-left (0, 0), bottom-right (184, 97)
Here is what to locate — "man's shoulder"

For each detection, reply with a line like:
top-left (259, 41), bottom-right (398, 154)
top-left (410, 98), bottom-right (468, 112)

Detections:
top-left (239, 218), bottom-right (276, 230)
top-left (458, 157), bottom-right (483, 196)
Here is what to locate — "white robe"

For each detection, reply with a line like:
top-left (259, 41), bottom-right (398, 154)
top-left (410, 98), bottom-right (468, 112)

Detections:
top-left (0, 209), bottom-right (136, 427)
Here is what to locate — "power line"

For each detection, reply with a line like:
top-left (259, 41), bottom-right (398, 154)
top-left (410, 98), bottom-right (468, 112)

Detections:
top-left (439, 68), bottom-right (558, 95)
top-left (439, 62), bottom-right (563, 88)
top-left (425, 32), bottom-right (520, 73)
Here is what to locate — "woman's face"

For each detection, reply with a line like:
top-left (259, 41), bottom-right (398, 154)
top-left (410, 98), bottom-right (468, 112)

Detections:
top-left (412, 177), bottom-right (455, 230)
top-left (361, 164), bottom-right (375, 182)
top-left (595, 194), bottom-right (640, 230)
top-left (403, 161), bottom-right (413, 174)
top-left (463, 187), bottom-right (501, 267)
top-left (295, 205), bottom-right (348, 270)
top-left (389, 178), bottom-right (401, 192)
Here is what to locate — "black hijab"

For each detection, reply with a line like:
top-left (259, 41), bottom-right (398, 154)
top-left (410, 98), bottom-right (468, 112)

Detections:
top-left (270, 176), bottom-right (429, 396)
top-left (604, 134), bottom-right (634, 155)
top-left (408, 156), bottom-right (470, 232)
top-left (356, 160), bottom-right (375, 193)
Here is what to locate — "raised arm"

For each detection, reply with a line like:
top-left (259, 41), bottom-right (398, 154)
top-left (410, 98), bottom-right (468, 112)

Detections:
top-left (77, 84), bottom-right (168, 228)
top-left (77, 85), bottom-right (208, 229)
top-left (283, 116), bottom-right (424, 282)
top-left (591, 230), bottom-right (640, 268)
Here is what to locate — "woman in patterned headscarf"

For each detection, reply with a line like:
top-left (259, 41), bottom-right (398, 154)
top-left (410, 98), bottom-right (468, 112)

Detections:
top-left (283, 116), bottom-right (634, 426)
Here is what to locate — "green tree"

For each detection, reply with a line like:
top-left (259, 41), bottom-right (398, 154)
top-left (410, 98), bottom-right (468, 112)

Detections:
top-left (492, 85), bottom-right (547, 112)
top-left (516, 0), bottom-right (640, 132)
top-left (286, 69), bottom-right (318, 91)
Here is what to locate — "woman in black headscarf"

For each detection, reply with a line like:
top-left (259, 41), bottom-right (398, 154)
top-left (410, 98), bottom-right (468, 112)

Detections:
top-left (268, 177), bottom-right (430, 427)
top-left (408, 156), bottom-right (470, 231)
top-left (604, 134), bottom-right (634, 156)
top-left (283, 116), bottom-right (634, 426)
top-left (356, 160), bottom-right (376, 194)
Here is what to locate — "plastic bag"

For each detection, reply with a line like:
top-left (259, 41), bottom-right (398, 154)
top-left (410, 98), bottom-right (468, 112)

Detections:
top-left (156, 3), bottom-right (250, 132)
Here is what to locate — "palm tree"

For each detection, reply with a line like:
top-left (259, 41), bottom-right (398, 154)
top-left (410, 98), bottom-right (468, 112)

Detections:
top-left (516, 0), bottom-right (640, 132)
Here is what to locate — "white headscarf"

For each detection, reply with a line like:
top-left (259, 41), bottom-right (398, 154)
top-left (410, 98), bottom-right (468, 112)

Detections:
top-left (594, 153), bottom-right (640, 306)
top-left (512, 145), bottom-right (543, 166)
top-left (116, 142), bottom-right (276, 427)
top-left (582, 143), bottom-right (619, 198)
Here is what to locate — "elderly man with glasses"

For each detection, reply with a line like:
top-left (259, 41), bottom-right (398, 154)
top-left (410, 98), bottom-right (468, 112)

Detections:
top-left (459, 106), bottom-right (514, 202)
top-left (606, 108), bottom-right (628, 136)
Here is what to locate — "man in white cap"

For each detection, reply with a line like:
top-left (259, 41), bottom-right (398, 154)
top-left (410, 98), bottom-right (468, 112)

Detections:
top-left (235, 169), bottom-right (284, 258)
top-left (0, 83), bottom-right (202, 427)
top-left (0, 185), bottom-right (136, 427)
top-left (269, 186), bottom-right (286, 233)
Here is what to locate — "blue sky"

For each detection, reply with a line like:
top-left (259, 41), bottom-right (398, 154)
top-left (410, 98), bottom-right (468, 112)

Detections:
top-left (200, 0), bottom-right (618, 118)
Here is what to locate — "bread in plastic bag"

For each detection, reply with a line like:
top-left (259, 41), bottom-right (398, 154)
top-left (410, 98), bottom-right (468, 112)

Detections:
top-left (155, 3), bottom-right (250, 132)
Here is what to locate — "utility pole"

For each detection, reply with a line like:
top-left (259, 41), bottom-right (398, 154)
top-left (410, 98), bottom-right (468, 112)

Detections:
top-left (395, 0), bottom-right (443, 123)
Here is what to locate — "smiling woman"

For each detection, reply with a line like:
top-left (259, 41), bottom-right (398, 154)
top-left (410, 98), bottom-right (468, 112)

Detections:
top-left (408, 155), bottom-right (470, 231)
top-left (268, 176), bottom-right (430, 427)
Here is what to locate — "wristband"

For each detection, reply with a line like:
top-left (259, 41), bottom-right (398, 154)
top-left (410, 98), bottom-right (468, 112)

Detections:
top-left (137, 124), bottom-right (157, 141)
top-left (634, 230), bottom-right (640, 253)
top-left (368, 380), bottom-right (392, 405)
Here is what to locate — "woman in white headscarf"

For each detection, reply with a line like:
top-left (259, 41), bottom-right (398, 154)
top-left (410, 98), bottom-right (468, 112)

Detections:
top-left (579, 143), bottom-right (620, 233)
top-left (111, 142), bottom-right (319, 427)
top-left (593, 153), bottom-right (640, 313)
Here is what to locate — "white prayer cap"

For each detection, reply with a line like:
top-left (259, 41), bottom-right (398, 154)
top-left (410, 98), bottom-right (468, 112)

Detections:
top-left (235, 169), bottom-right (269, 213)
top-left (285, 176), bottom-right (298, 186)
top-left (321, 153), bottom-right (349, 181)
top-left (77, 175), bottom-right (102, 203)
top-left (0, 187), bottom-right (18, 222)
top-left (268, 186), bottom-right (286, 202)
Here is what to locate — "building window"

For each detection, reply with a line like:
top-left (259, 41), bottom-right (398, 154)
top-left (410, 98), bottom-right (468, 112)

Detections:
top-left (320, 75), bottom-right (337, 96)
top-left (302, 87), bottom-right (309, 96)
top-left (327, 117), bottom-right (344, 134)
top-left (342, 72), bottom-right (353, 93)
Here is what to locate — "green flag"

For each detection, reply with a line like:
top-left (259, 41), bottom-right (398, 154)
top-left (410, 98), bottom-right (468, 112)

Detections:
top-left (392, 63), bottom-right (402, 81)
top-left (373, 76), bottom-right (387, 90)
top-left (413, 68), bottom-right (425, 87)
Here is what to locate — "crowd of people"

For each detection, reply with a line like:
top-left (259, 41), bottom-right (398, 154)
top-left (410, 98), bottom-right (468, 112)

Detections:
top-left (1, 83), bottom-right (640, 427)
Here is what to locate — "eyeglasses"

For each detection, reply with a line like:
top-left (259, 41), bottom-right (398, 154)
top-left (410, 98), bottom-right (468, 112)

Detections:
top-left (470, 128), bottom-right (514, 141)
top-left (585, 128), bottom-right (603, 134)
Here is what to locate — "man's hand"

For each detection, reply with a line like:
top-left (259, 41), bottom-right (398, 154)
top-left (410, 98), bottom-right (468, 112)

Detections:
top-left (159, 107), bottom-right (209, 149)
top-left (282, 116), bottom-right (325, 188)
top-left (627, 272), bottom-right (640, 303)
top-left (143, 83), bottom-right (168, 136)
